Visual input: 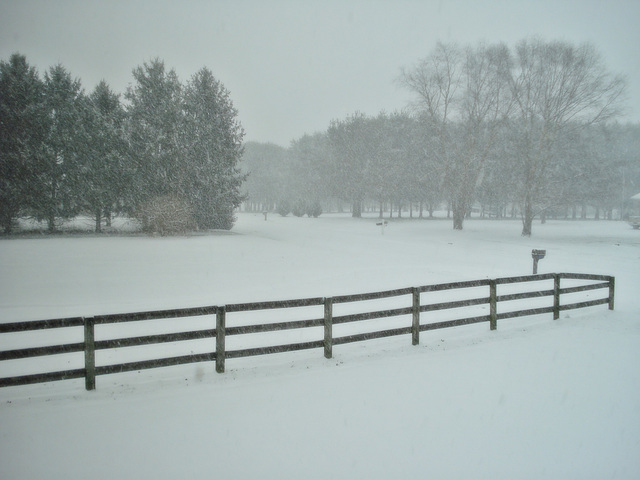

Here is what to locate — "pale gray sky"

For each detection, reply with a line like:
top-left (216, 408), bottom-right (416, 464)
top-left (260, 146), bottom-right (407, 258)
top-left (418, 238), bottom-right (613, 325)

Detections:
top-left (1, 0), bottom-right (639, 146)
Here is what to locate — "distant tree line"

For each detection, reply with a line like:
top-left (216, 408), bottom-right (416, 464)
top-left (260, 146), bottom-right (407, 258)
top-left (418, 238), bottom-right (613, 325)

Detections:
top-left (241, 117), bottom-right (639, 229)
top-left (0, 54), bottom-right (245, 234)
top-left (241, 38), bottom-right (638, 236)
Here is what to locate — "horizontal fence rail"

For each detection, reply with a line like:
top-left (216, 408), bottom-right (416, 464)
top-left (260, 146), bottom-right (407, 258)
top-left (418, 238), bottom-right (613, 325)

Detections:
top-left (0, 273), bottom-right (614, 390)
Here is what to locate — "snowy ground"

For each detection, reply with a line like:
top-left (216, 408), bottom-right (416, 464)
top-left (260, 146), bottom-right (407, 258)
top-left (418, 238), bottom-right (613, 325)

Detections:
top-left (1, 213), bottom-right (639, 479)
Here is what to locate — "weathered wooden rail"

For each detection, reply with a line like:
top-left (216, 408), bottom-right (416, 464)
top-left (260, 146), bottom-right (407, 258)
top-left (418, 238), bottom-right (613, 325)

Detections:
top-left (0, 272), bottom-right (614, 390)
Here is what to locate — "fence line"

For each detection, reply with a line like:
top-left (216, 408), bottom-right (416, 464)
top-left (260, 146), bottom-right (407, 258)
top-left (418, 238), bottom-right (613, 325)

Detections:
top-left (0, 272), bottom-right (614, 390)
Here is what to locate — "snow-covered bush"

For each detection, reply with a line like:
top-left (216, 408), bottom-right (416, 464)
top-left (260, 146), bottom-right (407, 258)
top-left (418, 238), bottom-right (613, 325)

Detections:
top-left (292, 200), bottom-right (306, 217)
top-left (306, 201), bottom-right (322, 218)
top-left (137, 195), bottom-right (196, 235)
top-left (277, 200), bottom-right (291, 217)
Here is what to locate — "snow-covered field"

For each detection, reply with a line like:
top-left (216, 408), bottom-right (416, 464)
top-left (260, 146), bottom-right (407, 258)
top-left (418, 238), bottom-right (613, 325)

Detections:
top-left (1, 213), bottom-right (639, 479)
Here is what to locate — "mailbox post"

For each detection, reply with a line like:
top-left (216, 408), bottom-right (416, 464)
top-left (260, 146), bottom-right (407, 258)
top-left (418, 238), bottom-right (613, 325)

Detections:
top-left (531, 249), bottom-right (546, 274)
top-left (376, 220), bottom-right (388, 235)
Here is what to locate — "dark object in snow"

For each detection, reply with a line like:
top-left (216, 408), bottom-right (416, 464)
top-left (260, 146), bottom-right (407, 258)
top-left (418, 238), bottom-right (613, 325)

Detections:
top-left (531, 249), bottom-right (546, 274)
top-left (376, 220), bottom-right (388, 234)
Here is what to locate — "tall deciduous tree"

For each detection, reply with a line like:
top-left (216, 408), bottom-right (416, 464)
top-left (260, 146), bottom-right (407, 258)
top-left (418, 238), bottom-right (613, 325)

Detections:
top-left (240, 141), bottom-right (290, 212)
top-left (327, 112), bottom-right (383, 217)
top-left (0, 53), bottom-right (46, 233)
top-left (400, 42), bottom-right (511, 229)
top-left (508, 39), bottom-right (626, 235)
top-left (288, 132), bottom-right (331, 215)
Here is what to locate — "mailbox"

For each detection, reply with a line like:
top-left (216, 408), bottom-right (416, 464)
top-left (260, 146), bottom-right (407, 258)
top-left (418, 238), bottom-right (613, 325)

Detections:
top-left (531, 249), bottom-right (546, 274)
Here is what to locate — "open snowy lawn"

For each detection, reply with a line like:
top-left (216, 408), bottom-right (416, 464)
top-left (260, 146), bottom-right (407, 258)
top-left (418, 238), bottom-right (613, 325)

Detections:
top-left (1, 213), bottom-right (639, 479)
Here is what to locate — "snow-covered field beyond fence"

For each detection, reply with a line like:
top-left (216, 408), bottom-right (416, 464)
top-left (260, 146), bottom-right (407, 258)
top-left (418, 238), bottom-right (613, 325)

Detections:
top-left (1, 213), bottom-right (639, 479)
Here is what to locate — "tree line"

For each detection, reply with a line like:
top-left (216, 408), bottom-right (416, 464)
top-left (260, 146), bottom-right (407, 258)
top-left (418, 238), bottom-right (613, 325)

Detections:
top-left (0, 54), bottom-right (245, 234)
top-left (241, 39), bottom-right (638, 236)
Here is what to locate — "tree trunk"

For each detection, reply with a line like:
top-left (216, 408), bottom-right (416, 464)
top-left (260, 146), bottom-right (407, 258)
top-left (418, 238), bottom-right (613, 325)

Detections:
top-left (1, 210), bottom-right (13, 234)
top-left (352, 199), bottom-right (362, 218)
top-left (452, 209), bottom-right (464, 230)
top-left (47, 211), bottom-right (55, 233)
top-left (521, 198), bottom-right (533, 236)
top-left (451, 196), bottom-right (466, 230)
top-left (95, 209), bottom-right (102, 233)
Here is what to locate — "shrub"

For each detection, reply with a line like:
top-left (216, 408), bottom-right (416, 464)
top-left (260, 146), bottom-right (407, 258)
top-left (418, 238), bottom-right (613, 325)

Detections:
top-left (292, 200), bottom-right (306, 217)
top-left (306, 200), bottom-right (322, 218)
top-left (193, 198), bottom-right (236, 230)
top-left (137, 195), bottom-right (196, 235)
top-left (277, 200), bottom-right (291, 217)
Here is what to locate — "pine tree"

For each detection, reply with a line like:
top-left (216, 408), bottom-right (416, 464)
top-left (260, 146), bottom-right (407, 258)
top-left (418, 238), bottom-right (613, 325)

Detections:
top-left (125, 59), bottom-right (183, 209)
top-left (182, 67), bottom-right (245, 230)
top-left (82, 81), bottom-right (130, 232)
top-left (0, 54), bottom-right (46, 233)
top-left (31, 64), bottom-right (84, 232)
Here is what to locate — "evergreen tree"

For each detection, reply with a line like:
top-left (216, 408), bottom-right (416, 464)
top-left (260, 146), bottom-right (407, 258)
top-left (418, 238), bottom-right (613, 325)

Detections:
top-left (125, 59), bottom-right (183, 209)
top-left (182, 67), bottom-right (245, 229)
top-left (32, 64), bottom-right (84, 232)
top-left (0, 53), bottom-right (46, 233)
top-left (82, 81), bottom-right (130, 232)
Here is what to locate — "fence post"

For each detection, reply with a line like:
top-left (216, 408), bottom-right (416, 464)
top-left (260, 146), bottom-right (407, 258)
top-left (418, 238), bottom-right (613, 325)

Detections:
top-left (608, 276), bottom-right (615, 310)
top-left (412, 287), bottom-right (420, 345)
top-left (324, 297), bottom-right (333, 359)
top-left (216, 306), bottom-right (226, 373)
top-left (489, 280), bottom-right (497, 330)
top-left (553, 274), bottom-right (561, 320)
top-left (84, 316), bottom-right (96, 391)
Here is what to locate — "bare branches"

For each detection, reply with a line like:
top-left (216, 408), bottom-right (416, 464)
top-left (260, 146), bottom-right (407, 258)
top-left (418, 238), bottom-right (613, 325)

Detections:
top-left (399, 41), bottom-right (513, 229)
top-left (509, 38), bottom-right (626, 128)
top-left (400, 38), bottom-right (627, 235)
top-left (399, 42), bottom-right (462, 123)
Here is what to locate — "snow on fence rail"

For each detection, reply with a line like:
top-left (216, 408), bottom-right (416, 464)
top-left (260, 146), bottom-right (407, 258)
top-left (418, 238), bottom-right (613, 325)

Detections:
top-left (0, 272), bottom-right (614, 390)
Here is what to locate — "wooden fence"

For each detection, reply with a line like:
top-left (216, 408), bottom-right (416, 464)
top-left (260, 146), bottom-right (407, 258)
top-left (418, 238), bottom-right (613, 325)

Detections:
top-left (0, 272), bottom-right (614, 391)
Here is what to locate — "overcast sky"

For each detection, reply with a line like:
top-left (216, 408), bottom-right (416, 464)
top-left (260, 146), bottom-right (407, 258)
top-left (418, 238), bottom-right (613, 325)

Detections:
top-left (1, 0), bottom-right (639, 146)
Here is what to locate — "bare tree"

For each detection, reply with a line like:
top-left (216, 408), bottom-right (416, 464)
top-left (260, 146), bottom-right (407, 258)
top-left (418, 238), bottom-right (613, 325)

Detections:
top-left (508, 38), bottom-right (626, 235)
top-left (400, 42), bottom-right (511, 229)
